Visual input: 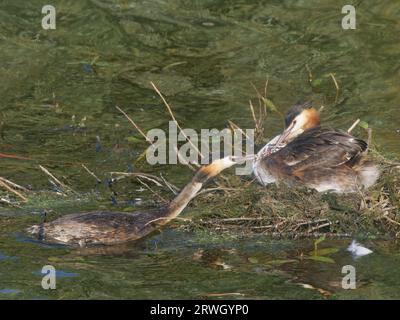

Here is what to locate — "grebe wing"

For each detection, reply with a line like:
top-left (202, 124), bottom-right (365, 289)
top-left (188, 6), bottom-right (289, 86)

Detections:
top-left (271, 127), bottom-right (367, 171)
top-left (50, 210), bottom-right (165, 231)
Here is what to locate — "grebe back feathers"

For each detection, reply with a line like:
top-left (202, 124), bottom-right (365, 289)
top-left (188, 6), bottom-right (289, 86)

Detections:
top-left (254, 103), bottom-right (379, 193)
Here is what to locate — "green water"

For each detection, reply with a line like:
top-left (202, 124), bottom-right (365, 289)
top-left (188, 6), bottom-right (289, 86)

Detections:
top-left (0, 0), bottom-right (399, 299)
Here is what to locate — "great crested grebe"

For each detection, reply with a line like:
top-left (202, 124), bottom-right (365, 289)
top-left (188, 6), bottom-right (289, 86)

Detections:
top-left (253, 103), bottom-right (380, 193)
top-left (27, 156), bottom-right (248, 246)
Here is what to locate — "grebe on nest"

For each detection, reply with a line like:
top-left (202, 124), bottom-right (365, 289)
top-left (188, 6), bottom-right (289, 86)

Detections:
top-left (253, 103), bottom-right (379, 193)
top-left (27, 156), bottom-right (248, 246)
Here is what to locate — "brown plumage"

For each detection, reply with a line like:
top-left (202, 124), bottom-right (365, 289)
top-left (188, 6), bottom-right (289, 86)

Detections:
top-left (253, 103), bottom-right (379, 192)
top-left (27, 156), bottom-right (246, 246)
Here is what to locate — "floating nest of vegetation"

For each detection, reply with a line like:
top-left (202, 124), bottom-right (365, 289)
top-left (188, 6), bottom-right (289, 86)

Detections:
top-left (175, 83), bottom-right (400, 240)
top-left (182, 150), bottom-right (400, 239)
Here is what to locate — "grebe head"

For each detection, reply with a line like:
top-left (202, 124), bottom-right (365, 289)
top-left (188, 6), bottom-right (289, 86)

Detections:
top-left (276, 102), bottom-right (320, 145)
top-left (195, 155), bottom-right (254, 182)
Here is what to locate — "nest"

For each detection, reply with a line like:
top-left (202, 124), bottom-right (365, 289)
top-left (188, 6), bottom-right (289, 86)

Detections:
top-left (183, 152), bottom-right (400, 239)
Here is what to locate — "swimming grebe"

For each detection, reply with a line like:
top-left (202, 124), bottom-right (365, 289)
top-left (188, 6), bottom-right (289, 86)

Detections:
top-left (253, 103), bottom-right (380, 193)
top-left (27, 156), bottom-right (248, 246)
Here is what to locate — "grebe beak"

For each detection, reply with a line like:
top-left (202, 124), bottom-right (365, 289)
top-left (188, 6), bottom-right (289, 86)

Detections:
top-left (230, 154), bottom-right (256, 163)
top-left (274, 121), bottom-right (303, 147)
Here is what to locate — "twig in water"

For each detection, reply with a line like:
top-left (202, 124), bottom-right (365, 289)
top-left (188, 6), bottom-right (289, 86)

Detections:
top-left (227, 120), bottom-right (251, 141)
top-left (0, 180), bottom-right (28, 202)
top-left (150, 81), bottom-right (204, 159)
top-left (110, 172), bottom-right (164, 186)
top-left (197, 187), bottom-right (239, 196)
top-left (116, 106), bottom-right (154, 145)
top-left (219, 217), bottom-right (268, 222)
top-left (382, 214), bottom-right (400, 227)
top-left (0, 152), bottom-right (32, 160)
top-left (159, 173), bottom-right (179, 195)
top-left (249, 100), bottom-right (258, 130)
top-left (249, 99), bottom-right (266, 141)
top-left (38, 165), bottom-right (76, 194)
top-left (266, 231), bottom-right (352, 239)
top-left (307, 222), bottom-right (332, 233)
top-left (264, 78), bottom-right (269, 100)
top-left (81, 164), bottom-right (101, 183)
top-left (136, 177), bottom-right (168, 203)
top-left (0, 197), bottom-right (21, 208)
top-left (250, 225), bottom-right (274, 230)
top-left (329, 73), bottom-right (340, 103)
top-left (0, 177), bottom-right (28, 191)
top-left (347, 119), bottom-right (360, 133)
top-left (250, 82), bottom-right (263, 105)
top-left (291, 219), bottom-right (325, 232)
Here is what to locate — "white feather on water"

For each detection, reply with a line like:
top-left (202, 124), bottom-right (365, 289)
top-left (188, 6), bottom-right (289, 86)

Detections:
top-left (347, 240), bottom-right (373, 258)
